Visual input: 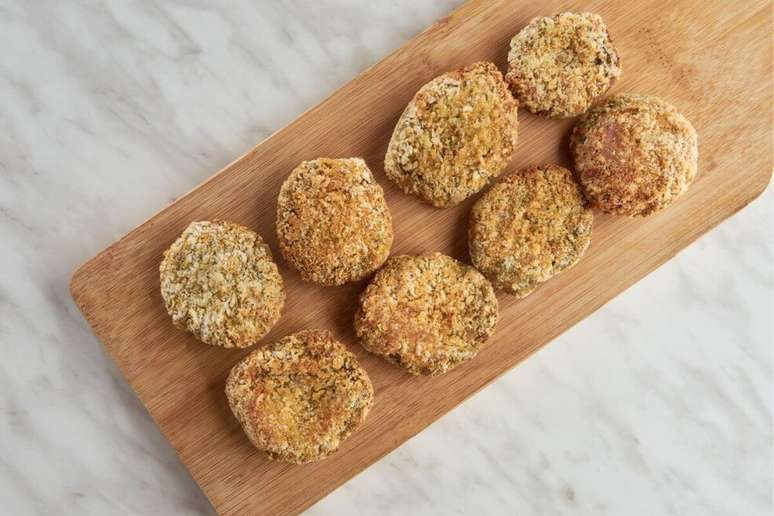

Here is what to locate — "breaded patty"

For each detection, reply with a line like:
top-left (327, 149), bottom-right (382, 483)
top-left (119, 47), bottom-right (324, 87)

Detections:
top-left (384, 62), bottom-right (519, 207)
top-left (469, 165), bottom-right (593, 297)
top-left (570, 94), bottom-right (698, 216)
top-left (354, 253), bottom-right (498, 376)
top-left (506, 12), bottom-right (621, 118)
top-left (276, 157), bottom-right (393, 285)
top-left (159, 221), bottom-right (284, 348)
top-left (225, 329), bottom-right (374, 464)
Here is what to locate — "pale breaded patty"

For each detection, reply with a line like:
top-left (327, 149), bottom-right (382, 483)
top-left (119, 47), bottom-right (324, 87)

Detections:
top-left (160, 220), bottom-right (284, 348)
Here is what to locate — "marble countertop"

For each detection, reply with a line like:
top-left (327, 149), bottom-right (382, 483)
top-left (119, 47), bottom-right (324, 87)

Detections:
top-left (1, 1), bottom-right (771, 514)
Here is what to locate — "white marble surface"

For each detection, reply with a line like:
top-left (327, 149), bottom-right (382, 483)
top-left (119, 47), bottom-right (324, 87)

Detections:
top-left (0, 1), bottom-right (771, 514)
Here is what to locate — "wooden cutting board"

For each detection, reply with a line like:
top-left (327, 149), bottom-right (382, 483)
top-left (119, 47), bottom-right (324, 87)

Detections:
top-left (70, 0), bottom-right (772, 514)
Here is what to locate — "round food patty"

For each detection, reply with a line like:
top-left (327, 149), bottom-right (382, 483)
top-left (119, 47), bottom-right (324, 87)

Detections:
top-left (570, 94), bottom-right (698, 216)
top-left (384, 62), bottom-right (519, 207)
top-left (354, 253), bottom-right (498, 376)
top-left (225, 329), bottom-right (374, 464)
top-left (277, 157), bottom-right (393, 285)
top-left (506, 12), bottom-right (621, 118)
top-left (159, 220), bottom-right (284, 348)
top-left (469, 165), bottom-right (593, 297)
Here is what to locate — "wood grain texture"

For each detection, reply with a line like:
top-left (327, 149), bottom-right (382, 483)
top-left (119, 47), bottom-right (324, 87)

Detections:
top-left (70, 1), bottom-right (772, 514)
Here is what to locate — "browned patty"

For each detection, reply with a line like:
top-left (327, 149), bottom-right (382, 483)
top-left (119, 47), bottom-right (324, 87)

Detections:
top-left (385, 62), bottom-right (519, 207)
top-left (276, 157), bottom-right (393, 285)
top-left (225, 329), bottom-right (374, 464)
top-left (355, 253), bottom-right (498, 376)
top-left (506, 12), bottom-right (621, 118)
top-left (469, 165), bottom-right (593, 297)
top-left (570, 94), bottom-right (698, 216)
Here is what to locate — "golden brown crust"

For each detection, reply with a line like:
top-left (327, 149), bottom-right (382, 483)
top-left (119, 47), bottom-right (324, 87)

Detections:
top-left (469, 165), bottom-right (593, 297)
top-left (159, 221), bottom-right (285, 348)
top-left (225, 329), bottom-right (374, 464)
top-left (384, 62), bottom-right (519, 207)
top-left (506, 12), bottom-right (621, 118)
top-left (354, 253), bottom-right (498, 376)
top-left (276, 157), bottom-right (393, 285)
top-left (570, 94), bottom-right (699, 216)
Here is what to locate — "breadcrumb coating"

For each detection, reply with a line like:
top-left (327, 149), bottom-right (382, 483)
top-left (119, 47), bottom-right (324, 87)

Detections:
top-left (506, 12), bottom-right (621, 118)
top-left (385, 62), bottom-right (519, 207)
top-left (277, 157), bottom-right (393, 285)
top-left (160, 221), bottom-right (284, 348)
top-left (469, 165), bottom-right (593, 297)
top-left (570, 94), bottom-right (698, 216)
top-left (225, 329), bottom-right (374, 464)
top-left (355, 253), bottom-right (498, 376)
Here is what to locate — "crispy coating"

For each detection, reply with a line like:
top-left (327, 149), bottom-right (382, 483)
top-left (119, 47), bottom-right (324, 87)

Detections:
top-left (277, 157), bottom-right (393, 286)
top-left (159, 221), bottom-right (285, 348)
top-left (506, 12), bottom-right (621, 118)
top-left (384, 62), bottom-right (519, 207)
top-left (570, 94), bottom-right (699, 216)
top-left (225, 329), bottom-right (374, 464)
top-left (354, 253), bottom-right (498, 376)
top-left (469, 165), bottom-right (593, 297)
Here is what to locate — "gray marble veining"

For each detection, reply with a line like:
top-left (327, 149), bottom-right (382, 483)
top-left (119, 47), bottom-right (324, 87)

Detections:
top-left (0, 1), bottom-right (771, 514)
